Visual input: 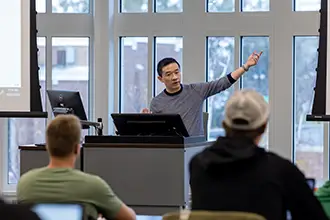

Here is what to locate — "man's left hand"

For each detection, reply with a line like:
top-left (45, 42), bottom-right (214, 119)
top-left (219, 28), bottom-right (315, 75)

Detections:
top-left (245, 51), bottom-right (263, 68)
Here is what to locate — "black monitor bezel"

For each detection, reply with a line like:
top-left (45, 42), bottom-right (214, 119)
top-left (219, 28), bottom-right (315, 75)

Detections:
top-left (111, 113), bottom-right (189, 137)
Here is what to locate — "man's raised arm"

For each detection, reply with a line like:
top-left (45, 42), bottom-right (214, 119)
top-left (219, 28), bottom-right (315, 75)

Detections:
top-left (192, 51), bottom-right (262, 99)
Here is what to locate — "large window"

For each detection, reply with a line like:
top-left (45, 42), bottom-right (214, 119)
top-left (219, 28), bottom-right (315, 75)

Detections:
top-left (114, 1), bottom-right (322, 180)
top-left (52, 37), bottom-right (90, 115)
top-left (154, 37), bottom-right (183, 96)
top-left (241, 36), bottom-right (269, 147)
top-left (293, 36), bottom-right (322, 179)
top-left (120, 37), bottom-right (148, 113)
top-left (207, 36), bottom-right (235, 140)
top-left (7, 37), bottom-right (47, 185)
top-left (52, 37), bottom-right (90, 137)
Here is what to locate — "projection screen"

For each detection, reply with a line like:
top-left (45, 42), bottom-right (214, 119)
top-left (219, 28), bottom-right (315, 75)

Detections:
top-left (0, 0), bottom-right (30, 111)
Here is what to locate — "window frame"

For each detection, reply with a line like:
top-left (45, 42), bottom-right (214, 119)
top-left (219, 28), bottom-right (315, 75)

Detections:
top-left (114, 0), bottom-right (324, 178)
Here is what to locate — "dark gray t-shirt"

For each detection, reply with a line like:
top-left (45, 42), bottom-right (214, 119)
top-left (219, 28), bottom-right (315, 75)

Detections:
top-left (150, 75), bottom-right (234, 136)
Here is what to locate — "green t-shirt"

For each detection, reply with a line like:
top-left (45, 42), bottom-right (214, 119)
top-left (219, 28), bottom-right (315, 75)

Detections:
top-left (17, 167), bottom-right (123, 220)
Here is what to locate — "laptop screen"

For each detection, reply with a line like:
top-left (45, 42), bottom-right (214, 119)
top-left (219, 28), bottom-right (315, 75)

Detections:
top-left (306, 178), bottom-right (315, 190)
top-left (31, 203), bottom-right (83, 220)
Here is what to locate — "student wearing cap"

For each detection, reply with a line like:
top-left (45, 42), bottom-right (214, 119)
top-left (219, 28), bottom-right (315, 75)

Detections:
top-left (142, 51), bottom-right (263, 136)
top-left (189, 89), bottom-right (328, 220)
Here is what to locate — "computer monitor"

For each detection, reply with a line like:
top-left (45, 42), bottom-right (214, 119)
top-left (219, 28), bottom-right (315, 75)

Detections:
top-left (47, 90), bottom-right (88, 129)
top-left (31, 203), bottom-right (84, 220)
top-left (111, 113), bottom-right (190, 137)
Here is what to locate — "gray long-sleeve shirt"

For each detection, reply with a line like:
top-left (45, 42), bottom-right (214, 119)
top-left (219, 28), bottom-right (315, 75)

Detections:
top-left (150, 74), bottom-right (235, 136)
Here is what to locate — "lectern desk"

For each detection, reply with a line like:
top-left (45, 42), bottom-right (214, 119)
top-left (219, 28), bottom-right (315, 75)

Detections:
top-left (83, 135), bottom-right (212, 216)
top-left (19, 145), bottom-right (82, 176)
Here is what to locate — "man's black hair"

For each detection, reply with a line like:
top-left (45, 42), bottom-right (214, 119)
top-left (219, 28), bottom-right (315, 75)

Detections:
top-left (157, 57), bottom-right (180, 77)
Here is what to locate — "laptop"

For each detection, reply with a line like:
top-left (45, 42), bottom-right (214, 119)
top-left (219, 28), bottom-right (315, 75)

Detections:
top-left (31, 203), bottom-right (84, 220)
top-left (306, 178), bottom-right (316, 190)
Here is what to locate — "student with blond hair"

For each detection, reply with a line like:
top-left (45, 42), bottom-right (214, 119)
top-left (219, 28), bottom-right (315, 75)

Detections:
top-left (17, 114), bottom-right (136, 220)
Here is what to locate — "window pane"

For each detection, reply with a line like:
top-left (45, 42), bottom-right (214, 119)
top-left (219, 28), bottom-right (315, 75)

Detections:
top-left (207, 0), bottom-right (235, 12)
top-left (120, 0), bottom-right (148, 13)
top-left (155, 0), bottom-right (183, 12)
top-left (294, 36), bottom-right (322, 180)
top-left (241, 36), bottom-right (269, 148)
top-left (7, 37), bottom-right (47, 184)
top-left (207, 37), bottom-right (235, 141)
top-left (242, 0), bottom-right (269, 11)
top-left (52, 0), bottom-right (90, 13)
top-left (52, 37), bottom-right (90, 137)
top-left (294, 0), bottom-right (320, 11)
top-left (36, 0), bottom-right (46, 13)
top-left (120, 37), bottom-right (148, 113)
top-left (154, 37), bottom-right (183, 96)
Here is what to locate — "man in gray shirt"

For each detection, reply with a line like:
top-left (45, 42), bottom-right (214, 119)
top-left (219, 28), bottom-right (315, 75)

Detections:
top-left (144, 51), bottom-right (262, 136)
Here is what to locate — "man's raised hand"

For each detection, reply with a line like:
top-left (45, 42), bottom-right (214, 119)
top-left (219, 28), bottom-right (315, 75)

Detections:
top-left (245, 50), bottom-right (263, 68)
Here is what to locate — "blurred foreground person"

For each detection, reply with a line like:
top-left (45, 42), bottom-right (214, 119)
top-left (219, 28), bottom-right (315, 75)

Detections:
top-left (17, 115), bottom-right (136, 220)
top-left (0, 199), bottom-right (41, 220)
top-left (189, 89), bottom-right (328, 220)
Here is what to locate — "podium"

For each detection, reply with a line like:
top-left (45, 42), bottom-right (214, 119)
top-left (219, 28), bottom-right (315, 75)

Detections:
top-left (83, 135), bottom-right (212, 215)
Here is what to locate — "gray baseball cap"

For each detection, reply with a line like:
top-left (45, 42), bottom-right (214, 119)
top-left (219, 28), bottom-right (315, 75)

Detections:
top-left (223, 89), bottom-right (269, 130)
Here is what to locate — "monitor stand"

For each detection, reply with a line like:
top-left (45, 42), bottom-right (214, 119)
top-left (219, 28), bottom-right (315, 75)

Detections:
top-left (306, 114), bottom-right (330, 121)
top-left (53, 107), bottom-right (104, 136)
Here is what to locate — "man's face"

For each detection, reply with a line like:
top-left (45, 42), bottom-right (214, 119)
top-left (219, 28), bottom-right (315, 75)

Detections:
top-left (158, 62), bottom-right (181, 92)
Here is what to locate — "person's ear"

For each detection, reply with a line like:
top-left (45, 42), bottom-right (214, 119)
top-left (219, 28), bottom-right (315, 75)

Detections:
top-left (157, 75), bottom-right (163, 82)
top-left (74, 144), bottom-right (80, 155)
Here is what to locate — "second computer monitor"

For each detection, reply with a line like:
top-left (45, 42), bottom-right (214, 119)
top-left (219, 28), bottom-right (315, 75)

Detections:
top-left (47, 90), bottom-right (88, 129)
top-left (111, 113), bottom-right (190, 137)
